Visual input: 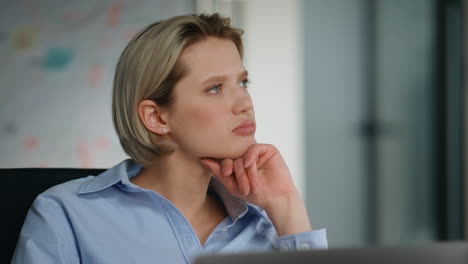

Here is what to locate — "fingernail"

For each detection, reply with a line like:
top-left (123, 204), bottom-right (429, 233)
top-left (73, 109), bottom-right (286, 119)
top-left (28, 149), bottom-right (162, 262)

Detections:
top-left (244, 159), bottom-right (250, 168)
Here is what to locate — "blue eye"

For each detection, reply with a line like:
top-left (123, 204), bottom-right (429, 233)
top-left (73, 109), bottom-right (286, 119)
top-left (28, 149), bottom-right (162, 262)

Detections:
top-left (207, 84), bottom-right (222, 94)
top-left (240, 79), bottom-right (250, 88)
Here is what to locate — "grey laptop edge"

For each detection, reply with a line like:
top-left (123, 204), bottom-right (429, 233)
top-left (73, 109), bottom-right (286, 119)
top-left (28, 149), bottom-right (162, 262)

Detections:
top-left (194, 242), bottom-right (468, 264)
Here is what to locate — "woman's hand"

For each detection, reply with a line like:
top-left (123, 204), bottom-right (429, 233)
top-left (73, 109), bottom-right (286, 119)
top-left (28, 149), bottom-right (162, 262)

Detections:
top-left (200, 144), bottom-right (293, 208)
top-left (200, 143), bottom-right (312, 236)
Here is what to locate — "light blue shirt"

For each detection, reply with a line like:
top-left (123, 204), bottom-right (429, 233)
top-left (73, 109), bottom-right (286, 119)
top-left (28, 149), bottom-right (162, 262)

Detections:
top-left (12, 159), bottom-right (327, 263)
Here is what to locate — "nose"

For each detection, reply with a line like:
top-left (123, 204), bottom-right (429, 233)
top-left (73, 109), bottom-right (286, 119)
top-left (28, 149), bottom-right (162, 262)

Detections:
top-left (232, 88), bottom-right (253, 115)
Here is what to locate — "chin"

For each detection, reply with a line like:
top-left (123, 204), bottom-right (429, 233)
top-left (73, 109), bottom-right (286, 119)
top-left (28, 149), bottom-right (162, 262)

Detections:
top-left (211, 136), bottom-right (256, 160)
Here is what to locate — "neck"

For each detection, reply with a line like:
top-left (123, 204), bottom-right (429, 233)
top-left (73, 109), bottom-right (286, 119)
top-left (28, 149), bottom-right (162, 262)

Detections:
top-left (131, 151), bottom-right (215, 220)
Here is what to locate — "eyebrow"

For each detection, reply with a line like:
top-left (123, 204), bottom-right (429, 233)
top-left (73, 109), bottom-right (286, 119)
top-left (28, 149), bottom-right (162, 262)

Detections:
top-left (201, 70), bottom-right (248, 85)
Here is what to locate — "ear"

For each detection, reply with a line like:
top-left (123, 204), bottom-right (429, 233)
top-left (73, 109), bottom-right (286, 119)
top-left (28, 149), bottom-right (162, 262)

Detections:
top-left (138, 100), bottom-right (170, 135)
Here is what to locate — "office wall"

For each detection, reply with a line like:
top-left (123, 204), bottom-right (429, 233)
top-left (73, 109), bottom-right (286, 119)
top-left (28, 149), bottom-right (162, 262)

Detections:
top-left (303, 0), bottom-right (438, 247)
top-left (375, 0), bottom-right (436, 245)
top-left (303, 0), bottom-right (369, 246)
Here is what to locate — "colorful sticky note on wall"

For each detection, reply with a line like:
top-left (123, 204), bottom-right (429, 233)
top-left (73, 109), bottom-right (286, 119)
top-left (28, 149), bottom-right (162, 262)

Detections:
top-left (89, 63), bottom-right (103, 88)
top-left (43, 47), bottom-right (74, 70)
top-left (23, 136), bottom-right (39, 152)
top-left (12, 28), bottom-right (37, 51)
top-left (76, 139), bottom-right (93, 168)
top-left (107, 2), bottom-right (123, 28)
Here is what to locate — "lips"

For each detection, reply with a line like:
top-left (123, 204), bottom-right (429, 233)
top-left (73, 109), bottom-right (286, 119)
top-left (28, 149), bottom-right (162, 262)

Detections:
top-left (233, 120), bottom-right (256, 136)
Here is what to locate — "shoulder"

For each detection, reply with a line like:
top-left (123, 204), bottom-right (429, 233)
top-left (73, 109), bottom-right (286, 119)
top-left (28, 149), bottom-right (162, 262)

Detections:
top-left (33, 176), bottom-right (95, 208)
top-left (15, 178), bottom-right (95, 263)
top-left (19, 177), bottom-right (95, 236)
top-left (29, 159), bottom-right (139, 210)
top-left (47, 176), bottom-right (95, 194)
top-left (34, 159), bottom-right (134, 205)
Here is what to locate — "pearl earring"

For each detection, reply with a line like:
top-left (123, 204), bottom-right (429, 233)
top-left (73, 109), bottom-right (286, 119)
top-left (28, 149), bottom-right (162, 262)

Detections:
top-left (162, 128), bottom-right (167, 133)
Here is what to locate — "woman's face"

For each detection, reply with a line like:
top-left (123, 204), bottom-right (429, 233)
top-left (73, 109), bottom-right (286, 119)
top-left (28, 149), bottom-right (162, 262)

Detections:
top-left (164, 37), bottom-right (256, 160)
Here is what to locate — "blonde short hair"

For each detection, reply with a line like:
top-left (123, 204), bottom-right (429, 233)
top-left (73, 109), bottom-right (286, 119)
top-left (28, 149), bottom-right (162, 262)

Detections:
top-left (112, 13), bottom-right (244, 167)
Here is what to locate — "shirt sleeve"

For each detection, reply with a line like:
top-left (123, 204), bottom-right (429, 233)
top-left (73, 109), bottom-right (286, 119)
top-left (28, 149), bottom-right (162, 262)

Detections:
top-left (275, 228), bottom-right (328, 251)
top-left (11, 194), bottom-right (80, 264)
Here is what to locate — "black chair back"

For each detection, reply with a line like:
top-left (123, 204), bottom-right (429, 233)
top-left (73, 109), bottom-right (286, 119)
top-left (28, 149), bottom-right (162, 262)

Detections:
top-left (0, 168), bottom-right (106, 262)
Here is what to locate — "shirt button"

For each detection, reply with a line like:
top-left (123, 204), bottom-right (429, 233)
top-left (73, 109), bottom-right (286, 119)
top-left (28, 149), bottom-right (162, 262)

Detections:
top-left (300, 243), bottom-right (311, 250)
top-left (221, 227), bottom-right (229, 232)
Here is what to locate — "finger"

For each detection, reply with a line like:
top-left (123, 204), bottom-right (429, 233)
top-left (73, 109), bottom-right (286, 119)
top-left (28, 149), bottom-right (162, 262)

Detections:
top-left (243, 144), bottom-right (263, 168)
top-left (244, 144), bottom-right (277, 168)
top-left (221, 159), bottom-right (233, 177)
top-left (217, 172), bottom-right (239, 196)
top-left (234, 158), bottom-right (250, 196)
top-left (257, 147), bottom-right (278, 168)
top-left (246, 160), bottom-right (258, 194)
top-left (201, 159), bottom-right (242, 197)
top-left (200, 158), bottom-right (222, 178)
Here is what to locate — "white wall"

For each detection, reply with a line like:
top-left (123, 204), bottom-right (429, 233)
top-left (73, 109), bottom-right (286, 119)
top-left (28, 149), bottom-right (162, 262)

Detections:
top-left (244, 1), bottom-right (305, 196)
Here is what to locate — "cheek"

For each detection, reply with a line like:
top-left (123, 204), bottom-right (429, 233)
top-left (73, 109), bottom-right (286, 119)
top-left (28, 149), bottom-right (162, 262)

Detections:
top-left (173, 102), bottom-right (228, 135)
top-left (193, 106), bottom-right (231, 140)
top-left (169, 100), bottom-right (254, 159)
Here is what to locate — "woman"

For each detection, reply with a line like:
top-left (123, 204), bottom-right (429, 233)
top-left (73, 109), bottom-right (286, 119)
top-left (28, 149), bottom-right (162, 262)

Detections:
top-left (12, 13), bottom-right (327, 263)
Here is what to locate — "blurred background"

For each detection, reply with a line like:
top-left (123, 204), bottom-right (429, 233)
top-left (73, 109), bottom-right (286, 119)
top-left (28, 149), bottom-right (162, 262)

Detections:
top-left (0, 0), bottom-right (465, 248)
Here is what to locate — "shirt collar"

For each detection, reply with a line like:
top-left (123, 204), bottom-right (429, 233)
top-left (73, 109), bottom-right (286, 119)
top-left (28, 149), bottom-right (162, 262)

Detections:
top-left (208, 177), bottom-right (249, 220)
top-left (77, 159), bottom-right (269, 222)
top-left (77, 159), bottom-right (142, 194)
